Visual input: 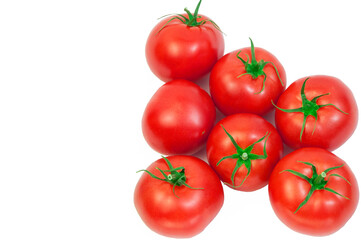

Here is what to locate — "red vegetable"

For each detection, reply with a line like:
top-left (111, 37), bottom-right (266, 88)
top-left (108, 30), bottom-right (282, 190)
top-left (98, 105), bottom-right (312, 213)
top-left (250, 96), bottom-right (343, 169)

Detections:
top-left (269, 148), bottom-right (359, 236)
top-left (142, 79), bottom-right (216, 155)
top-left (206, 113), bottom-right (283, 191)
top-left (274, 75), bottom-right (358, 150)
top-left (210, 38), bottom-right (286, 115)
top-left (134, 155), bottom-right (224, 238)
top-left (145, 0), bottom-right (224, 82)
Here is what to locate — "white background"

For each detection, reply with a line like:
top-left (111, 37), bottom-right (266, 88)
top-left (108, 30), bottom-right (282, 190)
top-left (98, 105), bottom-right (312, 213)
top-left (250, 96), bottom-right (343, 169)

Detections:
top-left (1, 0), bottom-right (360, 239)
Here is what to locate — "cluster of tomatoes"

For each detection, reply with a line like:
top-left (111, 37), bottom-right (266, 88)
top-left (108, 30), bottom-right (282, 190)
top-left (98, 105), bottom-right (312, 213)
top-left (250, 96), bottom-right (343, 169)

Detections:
top-left (134, 0), bottom-right (359, 238)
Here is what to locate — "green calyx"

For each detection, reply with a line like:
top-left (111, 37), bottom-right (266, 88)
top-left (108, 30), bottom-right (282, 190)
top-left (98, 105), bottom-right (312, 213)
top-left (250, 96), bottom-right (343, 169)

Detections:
top-left (272, 77), bottom-right (348, 142)
top-left (217, 125), bottom-right (270, 188)
top-left (281, 161), bottom-right (351, 213)
top-left (236, 38), bottom-right (284, 94)
top-left (137, 156), bottom-right (203, 198)
top-left (157, 0), bottom-right (222, 33)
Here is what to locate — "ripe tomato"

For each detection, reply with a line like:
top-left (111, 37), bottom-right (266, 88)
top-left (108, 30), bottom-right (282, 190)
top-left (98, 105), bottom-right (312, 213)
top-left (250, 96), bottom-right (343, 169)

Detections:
top-left (206, 113), bottom-right (283, 191)
top-left (145, 0), bottom-right (224, 82)
top-left (142, 79), bottom-right (216, 155)
top-left (209, 38), bottom-right (286, 115)
top-left (268, 148), bottom-right (359, 236)
top-left (274, 75), bottom-right (358, 150)
top-left (134, 155), bottom-right (224, 238)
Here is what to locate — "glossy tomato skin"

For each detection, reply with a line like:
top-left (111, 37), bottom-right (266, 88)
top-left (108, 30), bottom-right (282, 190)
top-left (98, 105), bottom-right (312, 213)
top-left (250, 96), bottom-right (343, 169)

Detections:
top-left (142, 79), bottom-right (216, 155)
top-left (134, 155), bottom-right (224, 238)
top-left (209, 47), bottom-right (286, 115)
top-left (146, 14), bottom-right (224, 82)
top-left (275, 75), bottom-right (358, 150)
top-left (206, 113), bottom-right (283, 191)
top-left (268, 148), bottom-right (359, 236)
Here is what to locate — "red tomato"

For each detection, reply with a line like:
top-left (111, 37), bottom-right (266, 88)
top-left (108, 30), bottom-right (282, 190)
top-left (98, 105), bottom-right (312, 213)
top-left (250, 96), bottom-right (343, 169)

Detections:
top-left (268, 148), bottom-right (359, 236)
top-left (134, 155), bottom-right (224, 238)
top-left (209, 38), bottom-right (286, 115)
top-left (142, 79), bottom-right (216, 155)
top-left (274, 75), bottom-right (358, 150)
top-left (145, 0), bottom-right (224, 82)
top-left (206, 113), bottom-right (283, 191)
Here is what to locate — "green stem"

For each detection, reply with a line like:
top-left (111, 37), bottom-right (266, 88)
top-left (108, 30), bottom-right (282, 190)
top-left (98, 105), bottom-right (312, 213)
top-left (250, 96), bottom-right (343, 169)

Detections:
top-left (137, 156), bottom-right (203, 198)
top-left (217, 125), bottom-right (270, 188)
top-left (273, 77), bottom-right (348, 142)
top-left (157, 0), bottom-right (222, 33)
top-left (236, 38), bottom-right (284, 94)
top-left (281, 161), bottom-right (350, 213)
top-left (313, 172), bottom-right (326, 185)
